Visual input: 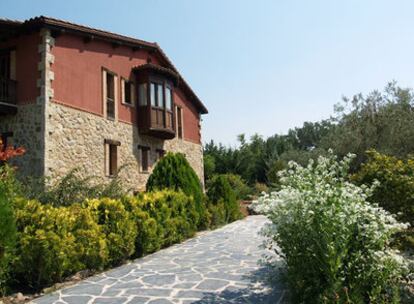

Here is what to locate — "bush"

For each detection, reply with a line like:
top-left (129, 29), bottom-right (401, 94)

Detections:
top-left (207, 175), bottom-right (242, 226)
top-left (352, 150), bottom-right (414, 226)
top-left (86, 198), bottom-right (136, 266)
top-left (122, 190), bottom-right (198, 256)
top-left (8, 189), bottom-right (200, 291)
top-left (353, 150), bottom-right (414, 252)
top-left (13, 199), bottom-right (83, 289)
top-left (253, 152), bottom-right (410, 303)
top-left (146, 153), bottom-right (207, 228)
top-left (208, 174), bottom-right (251, 200)
top-left (0, 165), bottom-right (17, 295)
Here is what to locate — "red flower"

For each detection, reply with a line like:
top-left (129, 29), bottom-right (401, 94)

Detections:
top-left (0, 138), bottom-right (26, 161)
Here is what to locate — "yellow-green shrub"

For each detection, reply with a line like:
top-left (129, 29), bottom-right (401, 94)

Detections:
top-left (122, 190), bottom-right (198, 256)
top-left (86, 198), bottom-right (136, 266)
top-left (352, 150), bottom-right (414, 251)
top-left (69, 204), bottom-right (108, 270)
top-left (13, 199), bottom-right (82, 289)
top-left (8, 190), bottom-right (203, 291)
top-left (352, 150), bottom-right (414, 226)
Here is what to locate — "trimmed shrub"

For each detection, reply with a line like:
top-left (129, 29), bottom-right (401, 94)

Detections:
top-left (122, 190), bottom-right (198, 256)
top-left (86, 198), bottom-right (136, 266)
top-left (13, 199), bottom-right (82, 289)
top-left (253, 152), bottom-right (410, 303)
top-left (0, 165), bottom-right (17, 295)
top-left (70, 204), bottom-right (109, 270)
top-left (207, 175), bottom-right (242, 226)
top-left (146, 153), bottom-right (207, 228)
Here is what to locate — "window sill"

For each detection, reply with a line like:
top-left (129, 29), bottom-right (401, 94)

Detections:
top-left (121, 102), bottom-right (135, 108)
top-left (140, 170), bottom-right (150, 174)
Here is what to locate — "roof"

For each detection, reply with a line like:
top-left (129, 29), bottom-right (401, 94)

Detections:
top-left (0, 16), bottom-right (208, 114)
top-left (133, 63), bottom-right (180, 84)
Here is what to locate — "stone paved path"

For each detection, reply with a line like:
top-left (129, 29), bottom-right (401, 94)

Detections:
top-left (32, 215), bottom-right (287, 304)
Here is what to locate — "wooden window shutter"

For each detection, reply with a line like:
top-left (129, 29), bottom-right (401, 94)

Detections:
top-left (130, 82), bottom-right (135, 106)
top-left (102, 69), bottom-right (107, 117)
top-left (109, 144), bottom-right (118, 176)
top-left (121, 78), bottom-right (125, 104)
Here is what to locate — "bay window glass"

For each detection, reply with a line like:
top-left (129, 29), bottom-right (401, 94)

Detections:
top-left (166, 87), bottom-right (172, 110)
top-left (157, 84), bottom-right (164, 108)
top-left (139, 83), bottom-right (147, 106)
top-left (150, 83), bottom-right (156, 106)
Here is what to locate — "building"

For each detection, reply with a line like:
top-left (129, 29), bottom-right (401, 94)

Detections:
top-left (0, 16), bottom-right (208, 190)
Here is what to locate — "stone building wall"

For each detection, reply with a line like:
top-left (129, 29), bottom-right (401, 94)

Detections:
top-left (46, 102), bottom-right (204, 191)
top-left (0, 103), bottom-right (44, 177)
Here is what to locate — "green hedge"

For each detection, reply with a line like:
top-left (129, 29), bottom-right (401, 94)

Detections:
top-left (9, 190), bottom-right (199, 290)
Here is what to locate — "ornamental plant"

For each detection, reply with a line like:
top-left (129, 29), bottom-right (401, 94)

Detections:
top-left (252, 151), bottom-right (410, 303)
top-left (146, 153), bottom-right (207, 229)
top-left (0, 138), bottom-right (25, 162)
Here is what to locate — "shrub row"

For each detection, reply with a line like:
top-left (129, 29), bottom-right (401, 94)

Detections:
top-left (10, 190), bottom-right (198, 290)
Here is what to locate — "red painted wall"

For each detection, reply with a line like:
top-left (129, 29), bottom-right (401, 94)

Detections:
top-left (52, 33), bottom-right (201, 143)
top-left (0, 32), bottom-right (40, 104)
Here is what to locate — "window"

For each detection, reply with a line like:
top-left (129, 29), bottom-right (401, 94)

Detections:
top-left (150, 83), bottom-right (156, 106)
top-left (103, 69), bottom-right (117, 120)
top-left (0, 50), bottom-right (16, 104)
top-left (176, 106), bottom-right (183, 139)
top-left (157, 84), bottom-right (164, 108)
top-left (165, 87), bottom-right (172, 110)
top-left (138, 83), bottom-right (147, 106)
top-left (104, 139), bottom-right (120, 177)
top-left (121, 78), bottom-right (135, 106)
top-left (139, 146), bottom-right (150, 172)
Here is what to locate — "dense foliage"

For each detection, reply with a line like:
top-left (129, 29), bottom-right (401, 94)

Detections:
top-left (204, 82), bottom-right (414, 187)
top-left (0, 166), bottom-right (17, 295)
top-left (352, 150), bottom-right (414, 250)
top-left (146, 153), bottom-right (207, 228)
top-left (206, 175), bottom-right (242, 227)
top-left (207, 173), bottom-right (251, 200)
top-left (9, 190), bottom-right (199, 290)
top-left (252, 153), bottom-right (410, 303)
top-left (0, 138), bottom-right (25, 295)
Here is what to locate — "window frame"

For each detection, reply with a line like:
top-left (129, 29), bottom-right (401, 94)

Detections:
top-left (102, 68), bottom-right (118, 121)
top-left (138, 145), bottom-right (150, 173)
top-left (104, 139), bottom-right (121, 177)
top-left (176, 105), bottom-right (184, 139)
top-left (121, 77), bottom-right (135, 107)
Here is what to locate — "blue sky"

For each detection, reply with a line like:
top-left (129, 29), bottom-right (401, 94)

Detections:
top-left (2, 0), bottom-right (414, 145)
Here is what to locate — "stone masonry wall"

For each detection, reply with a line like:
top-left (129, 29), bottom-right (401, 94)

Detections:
top-left (46, 102), bottom-right (204, 191)
top-left (0, 103), bottom-right (44, 177)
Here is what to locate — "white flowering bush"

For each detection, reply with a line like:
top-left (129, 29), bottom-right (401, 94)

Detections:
top-left (252, 151), bottom-right (410, 303)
